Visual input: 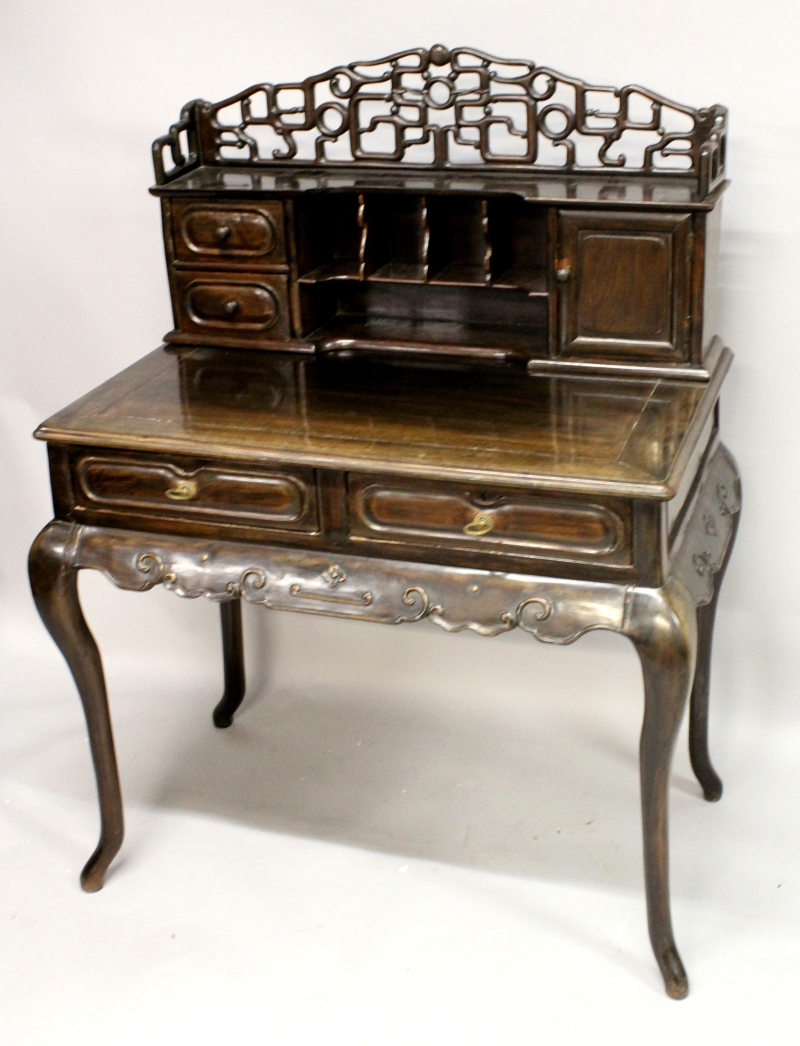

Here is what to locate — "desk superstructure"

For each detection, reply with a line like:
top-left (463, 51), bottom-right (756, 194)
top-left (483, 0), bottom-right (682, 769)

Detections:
top-left (29, 46), bottom-right (739, 999)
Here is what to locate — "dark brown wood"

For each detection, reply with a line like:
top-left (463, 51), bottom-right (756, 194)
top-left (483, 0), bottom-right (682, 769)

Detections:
top-left (630, 580), bottom-right (695, 1000)
top-left (72, 451), bottom-right (319, 533)
top-left (37, 346), bottom-right (726, 500)
top-left (159, 189), bottom-right (720, 369)
top-left (214, 599), bottom-right (246, 728)
top-left (346, 471), bottom-right (633, 567)
top-left (689, 475), bottom-right (741, 801)
top-left (28, 521), bottom-right (124, 892)
top-left (29, 48), bottom-right (740, 1000)
top-left (171, 200), bottom-right (287, 269)
top-left (557, 210), bottom-right (693, 361)
top-left (151, 47), bottom-right (727, 197)
top-left (166, 270), bottom-right (293, 347)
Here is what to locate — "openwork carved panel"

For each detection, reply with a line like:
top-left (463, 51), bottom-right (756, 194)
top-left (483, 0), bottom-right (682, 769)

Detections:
top-left (153, 45), bottom-right (727, 193)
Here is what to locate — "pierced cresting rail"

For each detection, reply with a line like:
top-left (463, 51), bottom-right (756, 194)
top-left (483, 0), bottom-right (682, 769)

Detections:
top-left (152, 44), bottom-right (727, 195)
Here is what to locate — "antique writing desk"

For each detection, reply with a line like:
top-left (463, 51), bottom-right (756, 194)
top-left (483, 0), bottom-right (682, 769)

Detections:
top-left (29, 46), bottom-right (740, 999)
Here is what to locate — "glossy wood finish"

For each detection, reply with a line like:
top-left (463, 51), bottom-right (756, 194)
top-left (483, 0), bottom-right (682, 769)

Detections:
top-left (689, 484), bottom-right (740, 801)
top-left (153, 164), bottom-right (726, 210)
top-left (28, 523), bottom-right (124, 892)
top-left (73, 452), bottom-right (319, 533)
top-left (214, 599), bottom-right (246, 728)
top-left (558, 210), bottom-right (693, 361)
top-left (171, 200), bottom-right (286, 268)
top-left (29, 51), bottom-right (739, 1001)
top-left (167, 270), bottom-right (292, 347)
top-left (629, 579), bottom-right (696, 1000)
top-left (347, 472), bottom-right (633, 566)
top-left (28, 443), bottom-right (741, 1004)
top-left (158, 180), bottom-right (720, 371)
top-left (36, 346), bottom-right (726, 499)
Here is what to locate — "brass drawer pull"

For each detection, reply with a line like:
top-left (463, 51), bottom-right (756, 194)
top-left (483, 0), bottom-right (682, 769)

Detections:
top-left (223, 299), bottom-right (239, 315)
top-left (165, 480), bottom-right (198, 501)
top-left (215, 225), bottom-right (232, 241)
top-left (463, 511), bottom-right (494, 537)
top-left (555, 263), bottom-right (571, 282)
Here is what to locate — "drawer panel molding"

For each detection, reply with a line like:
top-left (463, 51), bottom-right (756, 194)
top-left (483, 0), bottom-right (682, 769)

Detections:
top-left (172, 201), bottom-right (286, 265)
top-left (348, 475), bottom-right (632, 564)
top-left (75, 455), bottom-right (318, 531)
top-left (170, 271), bottom-right (292, 342)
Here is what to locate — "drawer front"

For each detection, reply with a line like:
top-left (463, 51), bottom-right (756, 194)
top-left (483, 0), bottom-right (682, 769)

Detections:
top-left (75, 455), bottom-right (318, 532)
top-left (347, 474), bottom-right (632, 564)
top-left (172, 201), bottom-right (286, 266)
top-left (172, 271), bottom-right (292, 342)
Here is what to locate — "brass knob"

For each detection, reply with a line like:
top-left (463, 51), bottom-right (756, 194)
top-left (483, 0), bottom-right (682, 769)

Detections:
top-left (215, 225), bottom-right (231, 241)
top-left (463, 511), bottom-right (494, 537)
top-left (165, 480), bottom-right (198, 501)
top-left (555, 264), bottom-right (571, 282)
top-left (223, 300), bottom-right (239, 315)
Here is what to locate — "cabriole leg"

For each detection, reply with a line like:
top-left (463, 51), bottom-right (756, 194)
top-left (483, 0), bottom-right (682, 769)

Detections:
top-left (689, 506), bottom-right (740, 802)
top-left (629, 581), bottom-right (697, 1000)
top-left (28, 522), bottom-right (124, 892)
top-left (213, 598), bottom-right (246, 728)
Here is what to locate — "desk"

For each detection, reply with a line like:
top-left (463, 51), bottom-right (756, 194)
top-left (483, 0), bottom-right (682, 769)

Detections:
top-left (28, 45), bottom-right (739, 999)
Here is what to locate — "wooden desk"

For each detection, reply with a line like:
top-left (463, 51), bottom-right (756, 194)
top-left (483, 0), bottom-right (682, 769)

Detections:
top-left (28, 46), bottom-right (740, 999)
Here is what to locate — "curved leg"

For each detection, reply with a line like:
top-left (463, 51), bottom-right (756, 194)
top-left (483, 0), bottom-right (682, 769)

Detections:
top-left (28, 522), bottom-right (124, 892)
top-left (213, 598), bottom-right (246, 728)
top-left (629, 581), bottom-right (697, 1000)
top-left (689, 505), bottom-right (740, 801)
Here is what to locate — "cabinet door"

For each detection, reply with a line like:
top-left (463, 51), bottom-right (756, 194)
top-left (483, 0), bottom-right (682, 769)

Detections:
top-left (557, 210), bottom-right (692, 360)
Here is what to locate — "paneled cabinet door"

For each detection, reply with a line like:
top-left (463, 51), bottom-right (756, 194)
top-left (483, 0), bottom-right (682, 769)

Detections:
top-left (557, 210), bottom-right (693, 361)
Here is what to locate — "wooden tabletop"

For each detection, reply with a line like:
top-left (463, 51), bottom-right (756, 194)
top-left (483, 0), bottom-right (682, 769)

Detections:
top-left (151, 165), bottom-right (727, 212)
top-left (36, 345), bottom-right (729, 498)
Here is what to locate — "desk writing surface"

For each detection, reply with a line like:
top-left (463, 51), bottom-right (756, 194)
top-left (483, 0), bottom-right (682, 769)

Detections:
top-left (36, 346), bottom-right (721, 498)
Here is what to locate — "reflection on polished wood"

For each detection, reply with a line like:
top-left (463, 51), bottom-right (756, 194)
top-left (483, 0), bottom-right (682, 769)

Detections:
top-left (29, 47), bottom-right (740, 1001)
top-left (36, 345), bottom-right (727, 497)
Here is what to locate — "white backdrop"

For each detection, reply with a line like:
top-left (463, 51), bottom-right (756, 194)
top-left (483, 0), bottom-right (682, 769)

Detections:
top-left (2, 2), bottom-right (799, 1043)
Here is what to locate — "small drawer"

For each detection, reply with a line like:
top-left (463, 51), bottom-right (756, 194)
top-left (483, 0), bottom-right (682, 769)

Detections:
top-left (347, 474), bottom-right (632, 565)
top-left (171, 201), bottom-right (286, 267)
top-left (171, 270), bottom-right (292, 343)
top-left (75, 455), bottom-right (319, 532)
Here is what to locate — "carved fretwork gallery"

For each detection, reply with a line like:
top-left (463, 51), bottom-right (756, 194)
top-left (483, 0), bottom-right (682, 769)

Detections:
top-left (29, 46), bottom-right (739, 1000)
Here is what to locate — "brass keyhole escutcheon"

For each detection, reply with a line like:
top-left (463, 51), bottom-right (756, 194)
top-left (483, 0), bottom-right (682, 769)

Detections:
top-left (165, 480), bottom-right (198, 501)
top-left (463, 511), bottom-right (495, 537)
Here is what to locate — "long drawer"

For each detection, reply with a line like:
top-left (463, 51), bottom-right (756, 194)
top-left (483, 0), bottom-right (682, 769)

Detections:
top-left (346, 473), bottom-right (633, 565)
top-left (72, 453), bottom-right (319, 533)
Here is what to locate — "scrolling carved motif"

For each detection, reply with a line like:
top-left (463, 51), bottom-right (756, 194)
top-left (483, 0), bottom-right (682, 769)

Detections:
top-left (45, 444), bottom-right (739, 643)
top-left (153, 45), bottom-right (727, 193)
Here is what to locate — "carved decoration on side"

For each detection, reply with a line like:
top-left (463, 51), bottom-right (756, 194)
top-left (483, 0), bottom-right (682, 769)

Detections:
top-left (672, 443), bottom-right (741, 606)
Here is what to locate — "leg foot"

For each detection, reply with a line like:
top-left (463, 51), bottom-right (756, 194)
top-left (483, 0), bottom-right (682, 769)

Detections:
top-left (629, 581), bottom-right (696, 999)
top-left (689, 505), bottom-right (740, 802)
top-left (29, 523), bottom-right (124, 892)
top-left (213, 598), bottom-right (246, 728)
